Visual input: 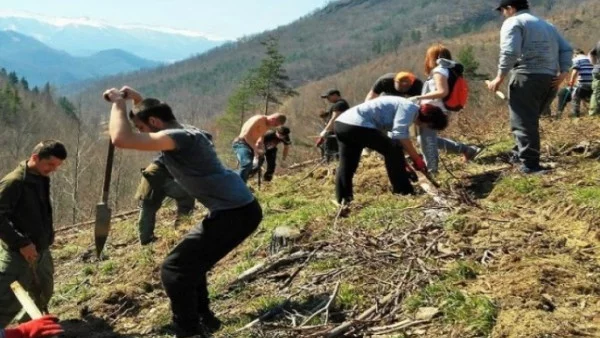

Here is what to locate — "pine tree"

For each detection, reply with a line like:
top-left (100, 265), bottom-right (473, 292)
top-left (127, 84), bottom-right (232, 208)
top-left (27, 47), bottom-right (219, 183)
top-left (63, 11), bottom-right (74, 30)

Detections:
top-left (20, 77), bottom-right (29, 91)
top-left (246, 35), bottom-right (298, 115)
top-left (457, 45), bottom-right (480, 78)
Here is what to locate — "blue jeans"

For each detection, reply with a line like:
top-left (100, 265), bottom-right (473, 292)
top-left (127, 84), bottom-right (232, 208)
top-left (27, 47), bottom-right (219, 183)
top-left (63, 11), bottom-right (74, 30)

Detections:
top-left (232, 141), bottom-right (254, 182)
top-left (418, 125), bottom-right (471, 173)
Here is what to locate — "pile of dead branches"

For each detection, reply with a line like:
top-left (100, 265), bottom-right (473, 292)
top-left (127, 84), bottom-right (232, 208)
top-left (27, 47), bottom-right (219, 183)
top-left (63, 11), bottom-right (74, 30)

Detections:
top-left (226, 205), bottom-right (462, 337)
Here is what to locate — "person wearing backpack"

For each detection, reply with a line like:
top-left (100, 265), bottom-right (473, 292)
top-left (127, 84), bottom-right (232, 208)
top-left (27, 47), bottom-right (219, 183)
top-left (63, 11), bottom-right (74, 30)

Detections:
top-left (409, 44), bottom-right (481, 173)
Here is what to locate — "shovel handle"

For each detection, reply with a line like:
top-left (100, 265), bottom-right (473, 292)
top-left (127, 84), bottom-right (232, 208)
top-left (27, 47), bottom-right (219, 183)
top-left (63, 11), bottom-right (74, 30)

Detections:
top-left (101, 141), bottom-right (115, 204)
top-left (103, 90), bottom-right (128, 102)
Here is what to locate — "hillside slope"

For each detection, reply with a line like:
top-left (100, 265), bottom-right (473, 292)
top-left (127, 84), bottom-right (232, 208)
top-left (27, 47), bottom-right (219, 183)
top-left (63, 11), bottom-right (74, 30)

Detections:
top-left (71, 0), bottom-right (586, 122)
top-left (49, 113), bottom-right (600, 337)
top-left (280, 0), bottom-right (600, 152)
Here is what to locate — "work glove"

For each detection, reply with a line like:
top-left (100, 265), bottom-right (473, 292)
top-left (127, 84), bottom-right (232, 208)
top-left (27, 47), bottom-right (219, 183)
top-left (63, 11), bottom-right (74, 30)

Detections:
top-left (412, 156), bottom-right (427, 173)
top-left (4, 315), bottom-right (64, 338)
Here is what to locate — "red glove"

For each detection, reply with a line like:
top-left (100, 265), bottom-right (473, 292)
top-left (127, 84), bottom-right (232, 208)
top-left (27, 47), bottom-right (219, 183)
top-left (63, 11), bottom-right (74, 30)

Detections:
top-left (316, 137), bottom-right (325, 147)
top-left (4, 315), bottom-right (64, 338)
top-left (412, 156), bottom-right (427, 172)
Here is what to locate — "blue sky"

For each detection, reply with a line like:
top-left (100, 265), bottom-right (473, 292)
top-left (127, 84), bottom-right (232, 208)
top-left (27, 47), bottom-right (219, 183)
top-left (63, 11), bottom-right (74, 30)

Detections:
top-left (1, 0), bottom-right (331, 40)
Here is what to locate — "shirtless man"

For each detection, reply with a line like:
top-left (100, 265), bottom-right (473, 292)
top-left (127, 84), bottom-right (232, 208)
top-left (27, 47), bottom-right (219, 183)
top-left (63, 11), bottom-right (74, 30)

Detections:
top-left (233, 113), bottom-right (287, 182)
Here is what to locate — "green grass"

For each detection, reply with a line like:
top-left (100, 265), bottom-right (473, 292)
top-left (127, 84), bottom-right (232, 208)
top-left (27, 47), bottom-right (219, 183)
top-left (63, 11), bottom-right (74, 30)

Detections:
top-left (572, 186), bottom-right (600, 208)
top-left (404, 282), bottom-right (496, 336)
top-left (404, 261), bottom-right (495, 336)
top-left (444, 261), bottom-right (480, 281)
top-left (100, 261), bottom-right (117, 275)
top-left (494, 176), bottom-right (549, 202)
top-left (337, 283), bottom-right (364, 309)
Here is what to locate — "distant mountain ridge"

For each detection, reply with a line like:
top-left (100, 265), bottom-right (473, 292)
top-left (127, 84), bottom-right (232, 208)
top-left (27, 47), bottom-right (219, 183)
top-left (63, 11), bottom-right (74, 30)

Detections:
top-left (0, 13), bottom-right (227, 62)
top-left (0, 30), bottom-right (160, 86)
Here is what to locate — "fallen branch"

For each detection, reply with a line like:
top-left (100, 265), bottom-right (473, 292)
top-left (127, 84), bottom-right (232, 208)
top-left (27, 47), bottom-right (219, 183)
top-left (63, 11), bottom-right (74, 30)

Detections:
top-left (236, 292), bottom-right (299, 333)
top-left (282, 245), bottom-right (323, 289)
top-left (229, 250), bottom-right (311, 289)
top-left (287, 159), bottom-right (320, 170)
top-left (367, 319), bottom-right (430, 335)
top-left (299, 280), bottom-right (341, 327)
top-left (324, 288), bottom-right (401, 337)
top-left (56, 209), bottom-right (139, 233)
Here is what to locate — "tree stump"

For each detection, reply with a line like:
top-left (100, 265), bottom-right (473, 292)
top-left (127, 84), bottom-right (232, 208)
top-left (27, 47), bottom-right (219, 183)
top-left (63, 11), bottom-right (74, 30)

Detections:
top-left (269, 226), bottom-right (302, 254)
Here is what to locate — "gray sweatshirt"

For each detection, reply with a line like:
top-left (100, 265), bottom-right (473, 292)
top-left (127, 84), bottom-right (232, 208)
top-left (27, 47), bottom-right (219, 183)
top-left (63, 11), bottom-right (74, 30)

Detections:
top-left (498, 10), bottom-right (572, 77)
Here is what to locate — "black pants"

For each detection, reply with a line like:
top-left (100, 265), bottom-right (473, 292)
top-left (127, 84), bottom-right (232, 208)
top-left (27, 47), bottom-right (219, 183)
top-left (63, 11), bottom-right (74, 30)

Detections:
top-left (250, 147), bottom-right (277, 181)
top-left (160, 199), bottom-right (262, 335)
top-left (334, 122), bottom-right (414, 204)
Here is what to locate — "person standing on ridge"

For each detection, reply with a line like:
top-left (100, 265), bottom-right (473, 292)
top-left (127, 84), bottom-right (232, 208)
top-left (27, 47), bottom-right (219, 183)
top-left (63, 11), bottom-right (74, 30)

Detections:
top-left (487, 0), bottom-right (572, 173)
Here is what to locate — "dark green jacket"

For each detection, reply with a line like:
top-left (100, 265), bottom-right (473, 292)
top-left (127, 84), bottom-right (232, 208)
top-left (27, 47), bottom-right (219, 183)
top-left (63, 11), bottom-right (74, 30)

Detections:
top-left (0, 161), bottom-right (53, 251)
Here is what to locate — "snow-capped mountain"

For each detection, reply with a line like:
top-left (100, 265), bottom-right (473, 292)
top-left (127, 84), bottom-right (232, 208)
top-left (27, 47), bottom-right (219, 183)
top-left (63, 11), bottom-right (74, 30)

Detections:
top-left (0, 12), bottom-right (227, 62)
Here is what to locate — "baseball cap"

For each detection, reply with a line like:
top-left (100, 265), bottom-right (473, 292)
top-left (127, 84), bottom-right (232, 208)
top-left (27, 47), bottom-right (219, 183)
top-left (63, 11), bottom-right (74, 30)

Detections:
top-left (276, 126), bottom-right (291, 144)
top-left (320, 88), bottom-right (340, 98)
top-left (496, 0), bottom-right (528, 11)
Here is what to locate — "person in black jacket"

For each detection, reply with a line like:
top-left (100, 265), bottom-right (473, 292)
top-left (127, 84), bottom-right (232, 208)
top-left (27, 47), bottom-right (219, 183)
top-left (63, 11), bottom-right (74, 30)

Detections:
top-left (316, 88), bottom-right (350, 161)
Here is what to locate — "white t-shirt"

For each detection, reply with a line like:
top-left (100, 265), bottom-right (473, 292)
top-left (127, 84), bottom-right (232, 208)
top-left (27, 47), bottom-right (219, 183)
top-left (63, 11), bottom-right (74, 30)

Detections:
top-left (421, 65), bottom-right (449, 111)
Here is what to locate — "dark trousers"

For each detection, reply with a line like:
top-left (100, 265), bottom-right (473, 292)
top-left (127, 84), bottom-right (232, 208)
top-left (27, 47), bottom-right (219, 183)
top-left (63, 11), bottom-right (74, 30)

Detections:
top-left (160, 199), bottom-right (262, 335)
top-left (251, 147), bottom-right (277, 181)
top-left (334, 122), bottom-right (414, 204)
top-left (508, 73), bottom-right (554, 168)
top-left (572, 85), bottom-right (592, 116)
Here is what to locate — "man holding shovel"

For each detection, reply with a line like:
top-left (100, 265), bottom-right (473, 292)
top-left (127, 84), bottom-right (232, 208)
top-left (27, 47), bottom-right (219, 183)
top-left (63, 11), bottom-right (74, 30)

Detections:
top-left (0, 141), bottom-right (67, 327)
top-left (103, 86), bottom-right (262, 338)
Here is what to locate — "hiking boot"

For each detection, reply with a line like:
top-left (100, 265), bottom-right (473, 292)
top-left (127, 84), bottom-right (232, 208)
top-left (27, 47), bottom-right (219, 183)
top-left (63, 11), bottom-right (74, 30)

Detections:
top-left (519, 164), bottom-right (551, 175)
top-left (199, 311), bottom-right (222, 333)
top-left (463, 146), bottom-right (483, 162)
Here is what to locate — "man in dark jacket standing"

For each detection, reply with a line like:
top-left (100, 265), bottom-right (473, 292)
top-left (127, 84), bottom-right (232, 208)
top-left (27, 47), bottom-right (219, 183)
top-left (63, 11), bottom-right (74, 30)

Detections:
top-left (0, 141), bottom-right (67, 326)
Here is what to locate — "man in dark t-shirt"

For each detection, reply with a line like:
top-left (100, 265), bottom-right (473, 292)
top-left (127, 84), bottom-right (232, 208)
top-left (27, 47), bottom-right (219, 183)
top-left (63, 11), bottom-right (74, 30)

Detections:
top-left (317, 88), bottom-right (350, 161)
top-left (103, 86), bottom-right (262, 338)
top-left (250, 126), bottom-right (291, 182)
top-left (365, 71), bottom-right (423, 101)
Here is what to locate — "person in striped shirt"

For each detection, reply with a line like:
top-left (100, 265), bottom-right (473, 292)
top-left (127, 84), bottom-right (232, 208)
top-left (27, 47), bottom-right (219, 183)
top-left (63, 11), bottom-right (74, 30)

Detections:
top-left (568, 49), bottom-right (594, 116)
top-left (589, 41), bottom-right (600, 116)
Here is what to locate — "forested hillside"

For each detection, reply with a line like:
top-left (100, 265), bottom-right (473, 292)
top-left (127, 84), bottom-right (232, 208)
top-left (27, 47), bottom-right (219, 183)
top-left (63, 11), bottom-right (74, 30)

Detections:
top-left (72, 0), bottom-right (585, 123)
top-left (0, 69), bottom-right (148, 226)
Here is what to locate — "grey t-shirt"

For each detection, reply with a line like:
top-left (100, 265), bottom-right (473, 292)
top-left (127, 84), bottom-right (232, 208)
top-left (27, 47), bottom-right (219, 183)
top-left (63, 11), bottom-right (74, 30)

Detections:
top-left (335, 96), bottom-right (418, 140)
top-left (161, 126), bottom-right (254, 212)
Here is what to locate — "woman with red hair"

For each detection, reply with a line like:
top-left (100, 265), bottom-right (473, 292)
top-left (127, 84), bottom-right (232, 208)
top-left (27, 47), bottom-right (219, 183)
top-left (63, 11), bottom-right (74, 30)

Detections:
top-left (410, 44), bottom-right (481, 173)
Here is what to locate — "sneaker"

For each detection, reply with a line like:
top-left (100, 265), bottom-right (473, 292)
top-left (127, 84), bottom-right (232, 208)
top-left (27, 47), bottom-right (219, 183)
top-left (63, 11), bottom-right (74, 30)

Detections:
top-left (519, 165), bottom-right (551, 175)
top-left (140, 236), bottom-right (158, 246)
top-left (507, 153), bottom-right (521, 164)
top-left (199, 311), bottom-right (222, 333)
top-left (463, 146), bottom-right (483, 162)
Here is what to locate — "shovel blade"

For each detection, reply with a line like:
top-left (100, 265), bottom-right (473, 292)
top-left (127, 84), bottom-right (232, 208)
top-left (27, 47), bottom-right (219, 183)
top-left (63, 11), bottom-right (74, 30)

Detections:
top-left (94, 202), bottom-right (112, 258)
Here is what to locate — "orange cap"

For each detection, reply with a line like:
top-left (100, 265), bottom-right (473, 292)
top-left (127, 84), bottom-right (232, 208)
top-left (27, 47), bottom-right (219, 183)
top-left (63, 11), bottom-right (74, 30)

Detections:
top-left (394, 72), bottom-right (416, 85)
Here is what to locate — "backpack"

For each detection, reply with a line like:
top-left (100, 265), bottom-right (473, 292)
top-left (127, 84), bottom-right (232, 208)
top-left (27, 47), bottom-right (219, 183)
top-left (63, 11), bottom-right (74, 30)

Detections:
top-left (443, 63), bottom-right (468, 112)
